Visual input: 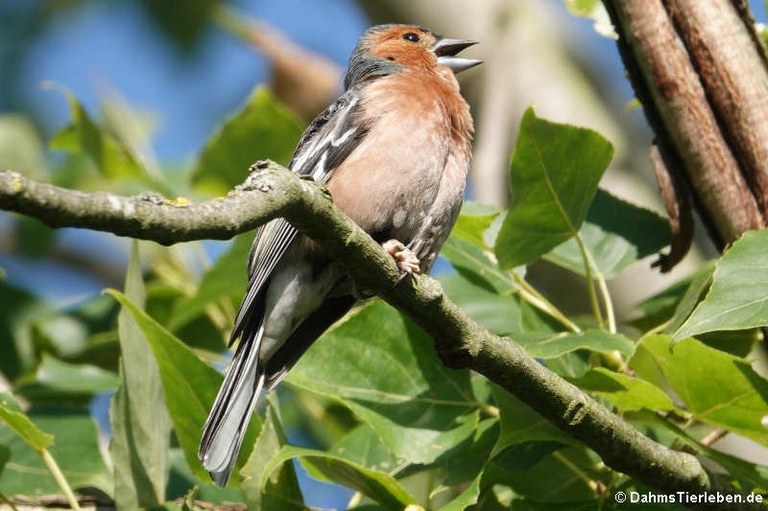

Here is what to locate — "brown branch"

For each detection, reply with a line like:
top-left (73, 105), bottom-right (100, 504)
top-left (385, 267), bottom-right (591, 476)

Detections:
top-left (666, 0), bottom-right (768, 217)
top-left (0, 164), bottom-right (754, 507)
top-left (603, 0), bottom-right (764, 251)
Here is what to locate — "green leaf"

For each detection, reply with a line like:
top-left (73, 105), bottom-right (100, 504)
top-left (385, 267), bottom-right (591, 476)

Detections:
top-left (0, 395), bottom-right (53, 450)
top-left (262, 446), bottom-right (417, 508)
top-left (438, 474), bottom-right (482, 511)
top-left (0, 444), bottom-right (9, 477)
top-left (648, 413), bottom-right (768, 491)
top-left (140, 0), bottom-right (218, 48)
top-left (545, 190), bottom-right (670, 278)
top-left (109, 242), bottom-right (170, 508)
top-left (635, 335), bottom-right (768, 445)
top-left (569, 367), bottom-right (674, 412)
top-left (330, 423), bottom-right (399, 474)
top-left (563, 0), bottom-right (617, 38)
top-left (47, 84), bottom-right (152, 183)
top-left (169, 234), bottom-right (251, 331)
top-left (440, 273), bottom-right (521, 336)
top-left (495, 108), bottom-right (614, 269)
top-left (0, 114), bottom-right (47, 178)
top-left (240, 399), bottom-right (304, 510)
top-left (288, 300), bottom-right (478, 465)
top-left (0, 281), bottom-right (49, 382)
top-left (0, 404), bottom-right (111, 496)
top-left (108, 288), bottom-right (260, 482)
top-left (192, 87), bottom-right (303, 194)
top-left (675, 230), bottom-right (768, 339)
top-left (515, 330), bottom-right (635, 360)
top-left (492, 386), bottom-right (575, 454)
top-left (441, 236), bottom-right (517, 294)
top-left (451, 201), bottom-right (502, 249)
top-left (16, 355), bottom-right (119, 402)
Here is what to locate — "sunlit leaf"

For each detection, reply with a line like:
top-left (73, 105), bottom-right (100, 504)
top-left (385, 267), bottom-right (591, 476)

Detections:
top-left (635, 335), bottom-right (768, 445)
top-left (0, 114), bottom-right (46, 178)
top-left (288, 300), bottom-right (478, 465)
top-left (495, 108), bottom-right (613, 269)
top-left (515, 330), bottom-right (634, 360)
top-left (569, 367), bottom-right (674, 412)
top-left (451, 201), bottom-right (502, 249)
top-left (442, 237), bottom-right (517, 294)
top-left (192, 86), bottom-right (303, 194)
top-left (47, 84), bottom-right (155, 185)
top-left (675, 230), bottom-right (768, 339)
top-left (563, 0), bottom-right (617, 39)
top-left (0, 394), bottom-right (53, 450)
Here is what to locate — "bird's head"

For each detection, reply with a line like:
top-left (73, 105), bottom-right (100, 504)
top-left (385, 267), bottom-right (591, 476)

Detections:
top-left (344, 24), bottom-right (481, 89)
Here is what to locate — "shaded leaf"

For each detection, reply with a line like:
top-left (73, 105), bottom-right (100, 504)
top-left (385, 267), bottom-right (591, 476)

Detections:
top-left (141, 0), bottom-right (218, 48)
top-left (515, 330), bottom-right (635, 360)
top-left (440, 273), bottom-right (521, 336)
top-left (675, 231), bottom-right (768, 339)
top-left (495, 108), bottom-right (613, 269)
top-left (16, 355), bottom-right (119, 403)
top-left (288, 300), bottom-right (477, 465)
top-left (545, 190), bottom-right (670, 278)
top-left (108, 289), bottom-right (260, 482)
top-left (262, 446), bottom-right (416, 508)
top-left (192, 87), bottom-right (303, 194)
top-left (170, 234), bottom-right (250, 331)
top-left (240, 399), bottom-right (304, 510)
top-left (109, 242), bottom-right (169, 508)
top-left (492, 386), bottom-right (575, 455)
top-left (330, 423), bottom-right (399, 474)
top-left (0, 404), bottom-right (111, 496)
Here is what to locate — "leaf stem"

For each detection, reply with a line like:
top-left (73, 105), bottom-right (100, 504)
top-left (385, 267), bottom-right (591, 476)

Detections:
top-left (511, 273), bottom-right (582, 332)
top-left (0, 491), bottom-right (19, 511)
top-left (594, 270), bottom-right (616, 334)
top-left (40, 448), bottom-right (81, 511)
top-left (552, 451), bottom-right (599, 493)
top-left (574, 234), bottom-right (605, 329)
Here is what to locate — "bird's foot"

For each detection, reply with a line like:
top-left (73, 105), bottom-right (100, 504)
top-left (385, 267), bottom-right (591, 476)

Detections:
top-left (382, 239), bottom-right (421, 274)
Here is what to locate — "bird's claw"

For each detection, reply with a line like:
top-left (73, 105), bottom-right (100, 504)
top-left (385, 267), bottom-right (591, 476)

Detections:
top-left (382, 239), bottom-right (421, 274)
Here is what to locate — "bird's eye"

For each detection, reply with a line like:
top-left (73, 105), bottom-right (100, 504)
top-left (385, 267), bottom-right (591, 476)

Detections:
top-left (402, 32), bottom-right (420, 43)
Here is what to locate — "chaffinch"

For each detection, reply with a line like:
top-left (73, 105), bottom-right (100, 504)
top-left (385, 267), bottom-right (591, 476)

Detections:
top-left (199, 23), bottom-right (481, 486)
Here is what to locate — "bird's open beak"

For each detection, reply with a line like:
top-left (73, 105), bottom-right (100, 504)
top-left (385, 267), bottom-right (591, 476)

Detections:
top-left (433, 38), bottom-right (482, 74)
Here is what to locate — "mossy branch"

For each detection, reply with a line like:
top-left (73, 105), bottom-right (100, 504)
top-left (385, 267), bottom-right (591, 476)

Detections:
top-left (0, 162), bottom-right (749, 508)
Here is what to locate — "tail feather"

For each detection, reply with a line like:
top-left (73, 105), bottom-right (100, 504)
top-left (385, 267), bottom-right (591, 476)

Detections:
top-left (199, 323), bottom-right (266, 486)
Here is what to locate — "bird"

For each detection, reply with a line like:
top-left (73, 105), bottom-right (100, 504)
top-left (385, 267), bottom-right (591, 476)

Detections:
top-left (198, 23), bottom-right (481, 486)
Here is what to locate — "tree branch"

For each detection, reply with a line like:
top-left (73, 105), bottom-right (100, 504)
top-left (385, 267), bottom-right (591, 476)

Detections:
top-left (601, 0), bottom-right (766, 251)
top-left (0, 163), bottom-right (750, 507)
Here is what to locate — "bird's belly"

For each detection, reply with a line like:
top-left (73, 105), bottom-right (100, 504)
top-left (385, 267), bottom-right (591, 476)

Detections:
top-left (327, 116), bottom-right (448, 243)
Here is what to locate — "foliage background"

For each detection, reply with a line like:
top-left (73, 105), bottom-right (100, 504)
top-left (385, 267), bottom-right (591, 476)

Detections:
top-left (1, 0), bottom-right (767, 509)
